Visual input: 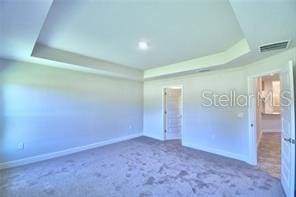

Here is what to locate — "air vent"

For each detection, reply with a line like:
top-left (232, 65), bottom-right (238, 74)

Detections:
top-left (259, 40), bottom-right (290, 53)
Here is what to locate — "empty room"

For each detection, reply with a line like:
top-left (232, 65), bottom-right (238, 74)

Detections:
top-left (0, 0), bottom-right (295, 197)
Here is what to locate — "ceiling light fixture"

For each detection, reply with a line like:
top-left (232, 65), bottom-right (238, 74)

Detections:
top-left (138, 41), bottom-right (149, 50)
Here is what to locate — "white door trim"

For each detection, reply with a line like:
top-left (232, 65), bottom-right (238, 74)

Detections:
top-left (247, 69), bottom-right (281, 165)
top-left (162, 85), bottom-right (183, 141)
top-left (280, 61), bottom-right (295, 197)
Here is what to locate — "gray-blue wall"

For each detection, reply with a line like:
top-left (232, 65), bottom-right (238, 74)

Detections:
top-left (0, 60), bottom-right (143, 163)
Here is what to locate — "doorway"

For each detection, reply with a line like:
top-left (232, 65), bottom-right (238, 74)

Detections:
top-left (163, 86), bottom-right (183, 140)
top-left (248, 61), bottom-right (295, 197)
top-left (256, 73), bottom-right (282, 178)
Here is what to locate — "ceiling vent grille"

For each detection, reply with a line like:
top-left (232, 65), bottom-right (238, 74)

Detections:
top-left (259, 40), bottom-right (290, 53)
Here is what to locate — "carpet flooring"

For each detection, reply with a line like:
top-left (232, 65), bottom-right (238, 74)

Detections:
top-left (258, 132), bottom-right (281, 178)
top-left (0, 137), bottom-right (284, 197)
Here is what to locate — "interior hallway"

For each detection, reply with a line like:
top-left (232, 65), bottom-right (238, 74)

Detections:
top-left (258, 133), bottom-right (281, 179)
top-left (0, 137), bottom-right (284, 197)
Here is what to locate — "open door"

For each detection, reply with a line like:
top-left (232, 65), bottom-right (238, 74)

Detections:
top-left (164, 88), bottom-right (182, 140)
top-left (248, 77), bottom-right (261, 165)
top-left (280, 61), bottom-right (295, 197)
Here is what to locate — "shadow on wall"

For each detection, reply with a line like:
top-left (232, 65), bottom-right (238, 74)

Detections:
top-left (0, 64), bottom-right (9, 197)
top-left (0, 64), bottom-right (8, 164)
top-left (0, 82), bottom-right (5, 163)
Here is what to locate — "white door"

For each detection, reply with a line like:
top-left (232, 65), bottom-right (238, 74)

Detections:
top-left (164, 88), bottom-right (182, 140)
top-left (280, 61), bottom-right (295, 197)
top-left (249, 76), bottom-right (260, 165)
top-left (256, 78), bottom-right (262, 146)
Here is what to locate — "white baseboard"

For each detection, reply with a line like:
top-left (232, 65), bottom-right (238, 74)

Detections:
top-left (142, 133), bottom-right (164, 141)
top-left (0, 133), bottom-right (142, 170)
top-left (182, 141), bottom-right (248, 163)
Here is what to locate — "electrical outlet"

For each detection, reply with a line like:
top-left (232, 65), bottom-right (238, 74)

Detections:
top-left (17, 142), bottom-right (24, 150)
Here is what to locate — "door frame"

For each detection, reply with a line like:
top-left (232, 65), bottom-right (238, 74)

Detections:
top-left (247, 69), bottom-right (281, 165)
top-left (162, 85), bottom-right (184, 141)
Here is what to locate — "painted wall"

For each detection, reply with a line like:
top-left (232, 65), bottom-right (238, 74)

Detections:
top-left (144, 67), bottom-right (249, 161)
top-left (144, 48), bottom-right (296, 163)
top-left (0, 48), bottom-right (295, 165)
top-left (0, 60), bottom-right (143, 163)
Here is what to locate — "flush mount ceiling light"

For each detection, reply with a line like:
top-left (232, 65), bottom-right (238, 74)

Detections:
top-left (138, 41), bottom-right (149, 50)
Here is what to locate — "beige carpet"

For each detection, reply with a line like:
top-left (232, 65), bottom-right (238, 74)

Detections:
top-left (258, 132), bottom-right (281, 179)
top-left (0, 137), bottom-right (284, 196)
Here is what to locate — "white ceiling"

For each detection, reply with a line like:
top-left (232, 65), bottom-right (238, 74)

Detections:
top-left (144, 0), bottom-right (296, 79)
top-left (227, 0), bottom-right (296, 66)
top-left (0, 0), bottom-right (295, 80)
top-left (37, 0), bottom-right (244, 69)
top-left (0, 0), bottom-right (52, 60)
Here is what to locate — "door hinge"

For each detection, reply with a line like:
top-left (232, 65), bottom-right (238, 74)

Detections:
top-left (284, 138), bottom-right (296, 144)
